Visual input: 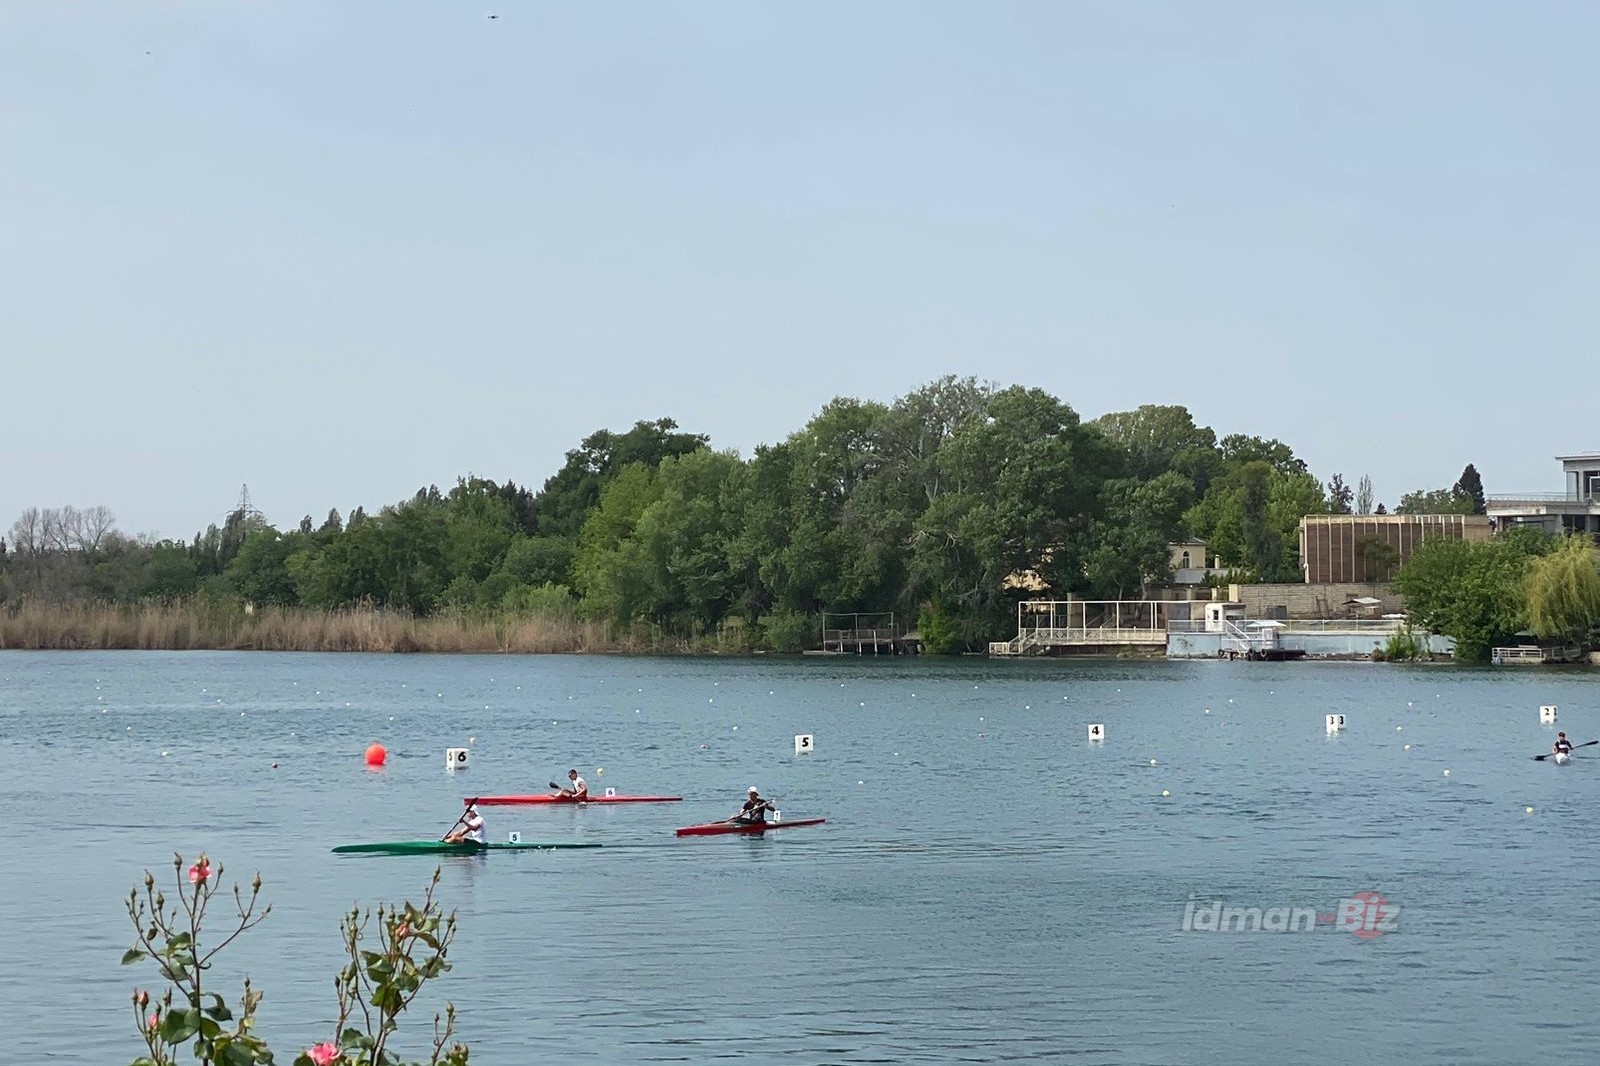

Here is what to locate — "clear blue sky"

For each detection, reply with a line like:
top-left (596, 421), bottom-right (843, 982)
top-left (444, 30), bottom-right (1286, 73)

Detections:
top-left (3, 2), bottom-right (1594, 540)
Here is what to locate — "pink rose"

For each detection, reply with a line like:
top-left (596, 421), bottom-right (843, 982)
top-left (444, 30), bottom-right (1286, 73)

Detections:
top-left (187, 861), bottom-right (210, 884)
top-left (307, 1041), bottom-right (340, 1066)
top-left (147, 1012), bottom-right (160, 1032)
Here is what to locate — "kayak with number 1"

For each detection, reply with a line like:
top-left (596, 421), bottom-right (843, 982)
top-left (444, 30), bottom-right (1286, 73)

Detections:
top-left (675, 818), bottom-right (826, 837)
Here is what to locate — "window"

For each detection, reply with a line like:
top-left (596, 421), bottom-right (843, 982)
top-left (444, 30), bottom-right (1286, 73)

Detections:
top-left (1181, 551), bottom-right (1191, 568)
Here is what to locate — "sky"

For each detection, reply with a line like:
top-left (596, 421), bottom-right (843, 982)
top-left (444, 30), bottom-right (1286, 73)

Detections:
top-left (3, 2), bottom-right (1596, 541)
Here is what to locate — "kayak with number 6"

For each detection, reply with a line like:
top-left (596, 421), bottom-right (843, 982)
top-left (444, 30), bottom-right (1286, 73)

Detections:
top-left (675, 818), bottom-right (826, 837)
top-left (471, 793), bottom-right (682, 806)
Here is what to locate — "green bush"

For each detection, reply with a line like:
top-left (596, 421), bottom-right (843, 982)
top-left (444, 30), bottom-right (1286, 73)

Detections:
top-left (757, 609), bottom-right (813, 653)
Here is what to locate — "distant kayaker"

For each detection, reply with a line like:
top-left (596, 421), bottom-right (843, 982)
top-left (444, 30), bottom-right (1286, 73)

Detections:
top-left (444, 803), bottom-right (485, 845)
top-left (732, 786), bottom-right (775, 825)
top-left (555, 769), bottom-right (588, 800)
top-left (1554, 733), bottom-right (1574, 755)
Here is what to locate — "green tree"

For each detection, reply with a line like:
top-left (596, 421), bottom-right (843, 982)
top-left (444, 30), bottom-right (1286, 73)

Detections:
top-left (629, 449), bottom-right (748, 630)
top-left (1395, 487), bottom-right (1474, 515)
top-left (1525, 535), bottom-right (1600, 642)
top-left (1326, 474), bottom-right (1354, 514)
top-left (1394, 529), bottom-right (1551, 662)
top-left (535, 418), bottom-right (708, 539)
top-left (1453, 463), bottom-right (1487, 515)
top-left (226, 530), bottom-right (301, 606)
top-left (913, 386), bottom-right (1116, 643)
top-left (143, 542), bottom-right (199, 600)
top-left (1218, 434), bottom-right (1306, 475)
top-left (1081, 472), bottom-right (1194, 597)
top-left (1090, 404), bottom-right (1220, 490)
top-left (571, 463), bottom-right (663, 622)
top-left (443, 478), bottom-right (517, 585)
top-left (1354, 534), bottom-right (1400, 582)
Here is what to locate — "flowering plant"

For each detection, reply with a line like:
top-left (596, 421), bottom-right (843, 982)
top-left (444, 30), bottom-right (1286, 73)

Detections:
top-left (123, 854), bottom-right (468, 1066)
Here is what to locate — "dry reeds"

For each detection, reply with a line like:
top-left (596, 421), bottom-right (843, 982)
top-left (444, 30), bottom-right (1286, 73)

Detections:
top-left (0, 599), bottom-right (650, 654)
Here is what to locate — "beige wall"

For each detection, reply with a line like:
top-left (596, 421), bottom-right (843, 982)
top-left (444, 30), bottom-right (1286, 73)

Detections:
top-left (1232, 582), bottom-right (1400, 619)
top-left (1168, 541), bottom-right (1208, 569)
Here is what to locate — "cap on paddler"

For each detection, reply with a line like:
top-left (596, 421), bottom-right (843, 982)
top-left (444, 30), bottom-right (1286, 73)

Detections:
top-left (748, 786), bottom-right (759, 794)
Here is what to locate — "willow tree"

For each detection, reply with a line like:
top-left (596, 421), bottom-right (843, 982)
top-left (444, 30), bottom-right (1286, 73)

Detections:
top-left (1525, 535), bottom-right (1600, 642)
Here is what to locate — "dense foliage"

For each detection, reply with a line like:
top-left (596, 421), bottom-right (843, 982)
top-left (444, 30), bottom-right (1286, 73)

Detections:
top-left (1392, 528), bottom-right (1561, 662)
top-left (4, 379), bottom-right (1484, 650)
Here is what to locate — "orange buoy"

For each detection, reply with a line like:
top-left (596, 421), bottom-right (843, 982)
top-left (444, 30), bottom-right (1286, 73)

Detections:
top-left (364, 743), bottom-right (387, 766)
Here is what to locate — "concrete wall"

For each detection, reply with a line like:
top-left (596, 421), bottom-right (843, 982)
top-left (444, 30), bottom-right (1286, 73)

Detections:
top-left (1167, 629), bottom-right (1454, 660)
top-left (1230, 583), bottom-right (1400, 619)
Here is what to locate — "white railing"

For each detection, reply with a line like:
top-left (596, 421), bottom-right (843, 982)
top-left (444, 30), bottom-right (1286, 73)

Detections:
top-left (1017, 626), bottom-right (1167, 645)
top-left (1488, 492), bottom-right (1599, 504)
top-left (1168, 618), bottom-right (1403, 634)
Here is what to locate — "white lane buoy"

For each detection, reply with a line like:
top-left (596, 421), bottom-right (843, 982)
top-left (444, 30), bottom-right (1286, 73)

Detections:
top-left (1161, 790), bottom-right (1171, 797)
top-left (1526, 806), bottom-right (1535, 814)
top-left (1149, 759), bottom-right (1157, 766)
top-left (1403, 744), bottom-right (1411, 751)
top-left (1444, 769), bottom-right (1451, 776)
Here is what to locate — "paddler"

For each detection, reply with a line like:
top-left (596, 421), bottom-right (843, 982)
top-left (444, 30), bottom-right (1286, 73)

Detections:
top-left (731, 786), bottom-right (775, 825)
top-left (1554, 732), bottom-right (1574, 755)
top-left (443, 803), bottom-right (485, 845)
top-left (554, 768), bottom-right (588, 800)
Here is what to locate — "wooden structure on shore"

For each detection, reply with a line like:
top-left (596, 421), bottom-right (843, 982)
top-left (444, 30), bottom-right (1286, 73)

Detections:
top-left (989, 600), bottom-right (1169, 656)
top-left (816, 612), bottom-right (920, 655)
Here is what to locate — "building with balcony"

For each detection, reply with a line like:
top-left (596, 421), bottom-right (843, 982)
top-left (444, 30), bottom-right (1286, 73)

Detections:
top-left (1487, 453), bottom-right (1600, 539)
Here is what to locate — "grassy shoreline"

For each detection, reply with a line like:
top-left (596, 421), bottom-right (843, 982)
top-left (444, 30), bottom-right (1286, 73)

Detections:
top-left (0, 600), bottom-right (737, 654)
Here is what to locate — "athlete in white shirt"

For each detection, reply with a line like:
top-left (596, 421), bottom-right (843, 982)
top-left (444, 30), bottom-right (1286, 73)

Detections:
top-left (555, 768), bottom-right (588, 800)
top-left (444, 804), bottom-right (485, 844)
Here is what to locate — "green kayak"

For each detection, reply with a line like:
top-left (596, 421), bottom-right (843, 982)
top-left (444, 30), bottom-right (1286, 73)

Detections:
top-left (332, 840), bottom-right (602, 856)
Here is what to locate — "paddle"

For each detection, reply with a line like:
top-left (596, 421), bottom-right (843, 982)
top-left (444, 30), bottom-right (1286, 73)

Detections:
top-left (1533, 740), bottom-right (1599, 761)
top-left (550, 779), bottom-right (592, 800)
top-left (726, 795), bottom-right (779, 824)
top-left (441, 799), bottom-right (480, 840)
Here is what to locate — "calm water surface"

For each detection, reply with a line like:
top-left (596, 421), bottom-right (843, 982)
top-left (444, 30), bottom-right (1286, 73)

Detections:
top-left (2, 651), bottom-right (1597, 1064)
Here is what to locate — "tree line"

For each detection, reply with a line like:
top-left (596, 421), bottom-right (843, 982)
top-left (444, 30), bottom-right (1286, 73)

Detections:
top-left (0, 378), bottom-right (1495, 651)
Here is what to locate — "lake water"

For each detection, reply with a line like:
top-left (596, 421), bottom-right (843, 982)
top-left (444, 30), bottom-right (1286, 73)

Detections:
top-left (2, 651), bottom-right (1597, 1065)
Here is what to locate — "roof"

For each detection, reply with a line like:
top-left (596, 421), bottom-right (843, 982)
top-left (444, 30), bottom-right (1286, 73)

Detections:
top-left (1556, 453), bottom-right (1600, 462)
top-left (1344, 596), bottom-right (1382, 606)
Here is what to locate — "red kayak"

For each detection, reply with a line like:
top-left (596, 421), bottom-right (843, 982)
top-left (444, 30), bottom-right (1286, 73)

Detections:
top-left (470, 794), bottom-right (682, 806)
top-left (675, 818), bottom-right (826, 837)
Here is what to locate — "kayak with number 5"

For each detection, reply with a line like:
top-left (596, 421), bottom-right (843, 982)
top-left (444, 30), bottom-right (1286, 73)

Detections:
top-left (332, 840), bottom-right (602, 855)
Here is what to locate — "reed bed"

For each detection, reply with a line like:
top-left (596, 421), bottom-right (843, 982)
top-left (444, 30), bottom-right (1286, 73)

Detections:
top-left (0, 600), bottom-right (680, 654)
